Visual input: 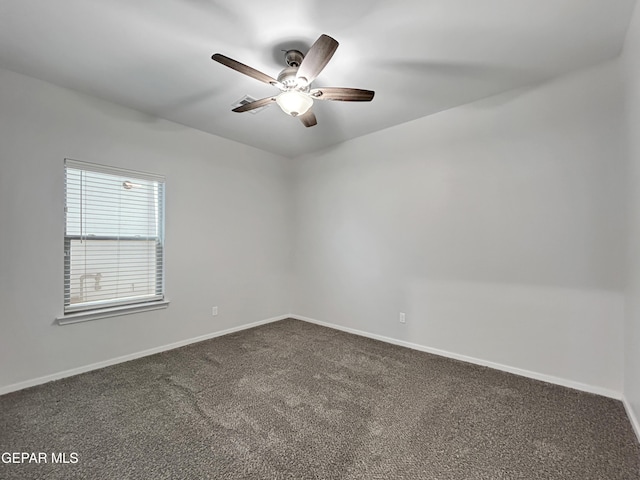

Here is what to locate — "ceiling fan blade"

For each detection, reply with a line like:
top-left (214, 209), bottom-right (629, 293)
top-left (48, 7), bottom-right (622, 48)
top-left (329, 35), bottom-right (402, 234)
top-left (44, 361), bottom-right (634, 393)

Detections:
top-left (212, 53), bottom-right (280, 87)
top-left (232, 96), bottom-right (276, 113)
top-left (299, 110), bottom-right (318, 128)
top-left (310, 87), bottom-right (375, 102)
top-left (296, 34), bottom-right (339, 85)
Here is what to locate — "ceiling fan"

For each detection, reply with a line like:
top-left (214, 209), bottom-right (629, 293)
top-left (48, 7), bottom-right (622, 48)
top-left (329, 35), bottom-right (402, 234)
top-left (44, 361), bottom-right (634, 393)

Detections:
top-left (211, 34), bottom-right (375, 128)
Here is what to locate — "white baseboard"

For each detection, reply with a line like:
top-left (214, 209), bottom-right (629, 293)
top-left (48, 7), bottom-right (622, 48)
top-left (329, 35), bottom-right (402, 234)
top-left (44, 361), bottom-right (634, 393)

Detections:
top-left (1, 313), bottom-right (625, 404)
top-left (623, 396), bottom-right (640, 444)
top-left (0, 314), bottom-right (288, 396)
top-left (291, 314), bottom-right (622, 400)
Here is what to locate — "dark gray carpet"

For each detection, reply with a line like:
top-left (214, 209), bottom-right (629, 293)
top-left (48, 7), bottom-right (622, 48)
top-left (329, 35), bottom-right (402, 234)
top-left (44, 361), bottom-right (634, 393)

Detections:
top-left (1, 318), bottom-right (638, 479)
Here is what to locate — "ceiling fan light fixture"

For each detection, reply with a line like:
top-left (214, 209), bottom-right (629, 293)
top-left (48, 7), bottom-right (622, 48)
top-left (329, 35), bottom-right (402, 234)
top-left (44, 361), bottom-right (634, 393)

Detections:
top-left (276, 90), bottom-right (313, 117)
top-left (211, 34), bottom-right (374, 127)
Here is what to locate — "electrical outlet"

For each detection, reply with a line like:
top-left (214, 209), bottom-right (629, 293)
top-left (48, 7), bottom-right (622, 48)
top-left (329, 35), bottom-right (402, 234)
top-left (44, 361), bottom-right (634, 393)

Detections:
top-left (212, 306), bottom-right (218, 316)
top-left (399, 312), bottom-right (406, 324)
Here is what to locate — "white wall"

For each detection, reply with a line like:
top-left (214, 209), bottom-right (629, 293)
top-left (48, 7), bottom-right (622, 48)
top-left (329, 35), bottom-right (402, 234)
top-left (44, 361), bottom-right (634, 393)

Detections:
top-left (292, 60), bottom-right (627, 395)
top-left (0, 67), bottom-right (293, 391)
top-left (622, 0), bottom-right (640, 434)
top-left (0, 53), bottom-right (631, 400)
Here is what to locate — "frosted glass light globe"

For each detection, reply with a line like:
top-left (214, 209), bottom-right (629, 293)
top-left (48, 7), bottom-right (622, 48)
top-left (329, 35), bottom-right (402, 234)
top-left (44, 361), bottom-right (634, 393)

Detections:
top-left (276, 91), bottom-right (313, 117)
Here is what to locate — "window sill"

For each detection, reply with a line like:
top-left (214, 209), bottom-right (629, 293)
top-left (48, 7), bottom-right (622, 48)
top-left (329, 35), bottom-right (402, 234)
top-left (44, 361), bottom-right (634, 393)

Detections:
top-left (56, 300), bottom-right (170, 326)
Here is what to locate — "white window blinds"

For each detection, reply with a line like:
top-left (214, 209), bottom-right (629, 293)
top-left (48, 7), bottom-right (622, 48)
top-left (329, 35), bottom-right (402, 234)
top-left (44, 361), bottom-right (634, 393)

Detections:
top-left (64, 159), bottom-right (165, 313)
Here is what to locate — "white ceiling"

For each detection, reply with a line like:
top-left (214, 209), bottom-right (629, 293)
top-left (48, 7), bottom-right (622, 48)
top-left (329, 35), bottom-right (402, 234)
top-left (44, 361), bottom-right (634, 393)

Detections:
top-left (0, 0), bottom-right (636, 158)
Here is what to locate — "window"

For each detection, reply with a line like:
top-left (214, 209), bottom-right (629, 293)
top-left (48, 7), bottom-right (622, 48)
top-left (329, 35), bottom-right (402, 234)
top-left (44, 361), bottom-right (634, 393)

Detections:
top-left (62, 159), bottom-right (165, 321)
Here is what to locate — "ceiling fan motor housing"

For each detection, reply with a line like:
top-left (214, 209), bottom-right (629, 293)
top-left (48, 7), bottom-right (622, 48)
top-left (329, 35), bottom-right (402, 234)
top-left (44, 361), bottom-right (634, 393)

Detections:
top-left (278, 66), bottom-right (310, 92)
top-left (277, 50), bottom-right (310, 91)
top-left (277, 66), bottom-right (299, 87)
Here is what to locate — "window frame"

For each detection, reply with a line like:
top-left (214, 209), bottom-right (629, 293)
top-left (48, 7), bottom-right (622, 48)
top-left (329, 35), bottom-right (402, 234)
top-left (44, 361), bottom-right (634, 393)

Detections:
top-left (57, 159), bottom-right (169, 325)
